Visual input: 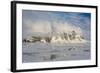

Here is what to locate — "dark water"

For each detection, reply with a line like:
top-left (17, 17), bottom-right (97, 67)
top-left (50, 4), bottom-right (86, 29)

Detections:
top-left (22, 42), bottom-right (90, 63)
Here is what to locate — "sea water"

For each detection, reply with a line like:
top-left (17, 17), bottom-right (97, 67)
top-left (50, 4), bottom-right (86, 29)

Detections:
top-left (22, 42), bottom-right (90, 63)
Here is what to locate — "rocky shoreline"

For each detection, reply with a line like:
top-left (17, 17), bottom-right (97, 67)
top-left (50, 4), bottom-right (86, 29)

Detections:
top-left (23, 31), bottom-right (87, 44)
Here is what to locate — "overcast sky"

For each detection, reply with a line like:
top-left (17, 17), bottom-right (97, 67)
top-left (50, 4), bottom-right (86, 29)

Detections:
top-left (22, 10), bottom-right (91, 40)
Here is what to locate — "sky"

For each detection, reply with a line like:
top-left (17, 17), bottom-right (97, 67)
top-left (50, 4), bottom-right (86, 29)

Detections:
top-left (22, 10), bottom-right (91, 40)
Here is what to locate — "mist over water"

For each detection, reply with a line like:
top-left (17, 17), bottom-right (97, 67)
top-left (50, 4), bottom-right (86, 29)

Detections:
top-left (22, 10), bottom-right (91, 40)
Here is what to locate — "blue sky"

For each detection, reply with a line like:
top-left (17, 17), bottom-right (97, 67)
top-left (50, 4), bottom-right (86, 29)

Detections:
top-left (22, 10), bottom-right (91, 40)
